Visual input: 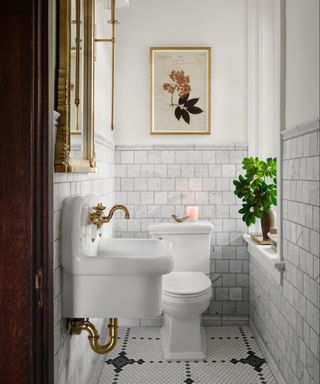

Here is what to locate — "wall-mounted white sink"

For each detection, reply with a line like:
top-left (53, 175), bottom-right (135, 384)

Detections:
top-left (61, 195), bottom-right (174, 319)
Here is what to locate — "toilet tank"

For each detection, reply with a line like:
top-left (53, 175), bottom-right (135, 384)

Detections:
top-left (149, 222), bottom-right (213, 273)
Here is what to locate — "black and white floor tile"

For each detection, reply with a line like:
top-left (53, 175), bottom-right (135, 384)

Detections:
top-left (98, 326), bottom-right (277, 384)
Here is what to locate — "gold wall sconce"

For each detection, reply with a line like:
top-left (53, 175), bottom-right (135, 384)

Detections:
top-left (95, 0), bottom-right (129, 130)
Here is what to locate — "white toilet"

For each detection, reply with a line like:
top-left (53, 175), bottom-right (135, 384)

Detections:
top-left (149, 221), bottom-right (213, 361)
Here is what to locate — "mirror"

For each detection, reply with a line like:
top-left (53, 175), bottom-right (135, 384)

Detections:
top-left (55, 0), bottom-right (96, 173)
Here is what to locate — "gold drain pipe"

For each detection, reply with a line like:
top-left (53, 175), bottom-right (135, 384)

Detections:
top-left (67, 318), bottom-right (118, 354)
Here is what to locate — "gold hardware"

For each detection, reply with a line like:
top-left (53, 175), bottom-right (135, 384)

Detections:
top-left (172, 214), bottom-right (189, 223)
top-left (88, 203), bottom-right (130, 230)
top-left (94, 0), bottom-right (117, 131)
top-left (67, 318), bottom-right (118, 354)
top-left (35, 268), bottom-right (43, 309)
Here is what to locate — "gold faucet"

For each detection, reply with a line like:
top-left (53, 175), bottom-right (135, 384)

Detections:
top-left (88, 202), bottom-right (130, 230)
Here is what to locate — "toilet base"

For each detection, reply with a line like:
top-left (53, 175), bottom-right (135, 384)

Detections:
top-left (160, 314), bottom-right (207, 361)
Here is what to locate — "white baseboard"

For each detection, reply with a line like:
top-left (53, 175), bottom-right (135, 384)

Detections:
top-left (250, 321), bottom-right (287, 384)
top-left (118, 315), bottom-right (249, 327)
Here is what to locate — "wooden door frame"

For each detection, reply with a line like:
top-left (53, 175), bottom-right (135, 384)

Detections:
top-left (0, 0), bottom-right (53, 383)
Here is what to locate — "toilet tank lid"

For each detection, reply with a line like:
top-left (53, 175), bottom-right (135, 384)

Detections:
top-left (149, 221), bottom-right (213, 235)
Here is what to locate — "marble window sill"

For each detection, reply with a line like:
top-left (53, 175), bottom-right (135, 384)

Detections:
top-left (243, 234), bottom-right (285, 284)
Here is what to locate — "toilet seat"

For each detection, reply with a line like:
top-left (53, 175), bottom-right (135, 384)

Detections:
top-left (162, 271), bottom-right (212, 297)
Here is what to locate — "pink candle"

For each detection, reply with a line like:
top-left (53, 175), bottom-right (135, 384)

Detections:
top-left (186, 206), bottom-right (198, 221)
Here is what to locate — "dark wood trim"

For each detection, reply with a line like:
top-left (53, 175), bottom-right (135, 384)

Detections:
top-left (0, 0), bottom-right (53, 383)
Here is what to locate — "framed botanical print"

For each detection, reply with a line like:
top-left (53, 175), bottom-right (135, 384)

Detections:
top-left (150, 47), bottom-right (211, 135)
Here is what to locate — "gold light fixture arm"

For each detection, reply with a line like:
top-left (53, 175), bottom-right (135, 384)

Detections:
top-left (94, 0), bottom-right (117, 130)
top-left (68, 318), bottom-right (118, 355)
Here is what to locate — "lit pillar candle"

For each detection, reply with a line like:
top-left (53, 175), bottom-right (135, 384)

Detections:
top-left (186, 206), bottom-right (198, 221)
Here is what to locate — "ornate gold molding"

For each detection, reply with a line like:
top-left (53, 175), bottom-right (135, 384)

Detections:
top-left (55, 0), bottom-right (96, 173)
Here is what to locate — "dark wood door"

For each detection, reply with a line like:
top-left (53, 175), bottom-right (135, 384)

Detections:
top-left (0, 0), bottom-right (53, 383)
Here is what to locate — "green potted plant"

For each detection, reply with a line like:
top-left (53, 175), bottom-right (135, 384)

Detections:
top-left (233, 157), bottom-right (277, 240)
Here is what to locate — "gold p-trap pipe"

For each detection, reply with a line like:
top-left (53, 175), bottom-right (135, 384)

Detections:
top-left (67, 318), bottom-right (118, 354)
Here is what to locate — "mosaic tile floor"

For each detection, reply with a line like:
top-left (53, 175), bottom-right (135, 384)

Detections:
top-left (98, 326), bottom-right (277, 384)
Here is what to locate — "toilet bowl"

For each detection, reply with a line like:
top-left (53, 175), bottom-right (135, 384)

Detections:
top-left (161, 271), bottom-right (212, 360)
top-left (149, 222), bottom-right (214, 361)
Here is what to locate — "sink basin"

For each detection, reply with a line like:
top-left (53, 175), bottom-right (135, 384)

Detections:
top-left (61, 195), bottom-right (174, 319)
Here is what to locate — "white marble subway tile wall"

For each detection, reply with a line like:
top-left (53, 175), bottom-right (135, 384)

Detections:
top-left (114, 145), bottom-right (249, 324)
top-left (250, 126), bottom-right (320, 384)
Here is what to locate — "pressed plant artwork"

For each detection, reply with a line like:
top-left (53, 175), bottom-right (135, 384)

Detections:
top-left (163, 69), bottom-right (203, 124)
top-left (150, 48), bottom-right (211, 134)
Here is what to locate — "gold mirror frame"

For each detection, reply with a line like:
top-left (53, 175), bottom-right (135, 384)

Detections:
top-left (55, 0), bottom-right (96, 173)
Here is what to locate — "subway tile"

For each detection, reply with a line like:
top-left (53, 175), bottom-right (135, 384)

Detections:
top-left (203, 178), bottom-right (216, 191)
top-left (215, 260), bottom-right (229, 273)
top-left (202, 150), bottom-right (216, 164)
top-left (216, 178), bottom-right (231, 191)
top-left (229, 288), bottom-right (242, 301)
top-left (141, 164), bottom-right (154, 177)
top-left (134, 205), bottom-right (148, 219)
top-left (134, 150), bottom-right (148, 164)
top-left (115, 164), bottom-right (127, 177)
top-left (161, 177), bottom-right (175, 191)
top-left (168, 191), bottom-right (181, 204)
top-left (195, 192), bottom-right (209, 204)
top-left (148, 151), bottom-right (162, 164)
top-left (216, 205), bottom-right (229, 218)
top-left (148, 178), bottom-right (161, 191)
top-left (154, 192), bottom-right (168, 204)
top-left (181, 164), bottom-right (195, 177)
top-left (120, 178), bottom-right (134, 191)
top-left (127, 164), bottom-right (141, 177)
top-left (176, 178), bottom-right (189, 191)
top-left (215, 287), bottom-right (229, 300)
top-left (162, 205), bottom-right (175, 218)
top-left (209, 192), bottom-right (223, 204)
top-left (167, 164), bottom-right (180, 177)
top-left (189, 178), bottom-right (203, 191)
top-left (175, 151), bottom-right (189, 163)
top-left (121, 151), bottom-right (134, 164)
top-left (216, 232), bottom-right (230, 246)
top-left (209, 164), bottom-right (223, 177)
top-left (188, 151), bottom-right (202, 164)
top-left (229, 260), bottom-right (243, 273)
top-left (222, 273), bottom-right (236, 286)
top-left (147, 205), bottom-right (162, 218)
top-left (134, 177), bottom-right (148, 191)
top-left (202, 205), bottom-right (216, 218)
top-left (127, 192), bottom-right (141, 204)
top-left (195, 164), bottom-right (209, 177)
top-left (223, 164), bottom-right (236, 178)
top-left (141, 191), bottom-right (154, 204)
top-left (223, 191), bottom-right (236, 204)
top-left (216, 151), bottom-right (230, 164)
top-left (154, 164), bottom-right (168, 177)
top-left (161, 150), bottom-right (175, 164)
top-left (181, 192), bottom-right (195, 205)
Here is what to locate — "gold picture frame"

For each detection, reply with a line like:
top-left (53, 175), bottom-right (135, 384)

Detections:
top-left (150, 47), bottom-right (211, 135)
top-left (55, 0), bottom-right (96, 173)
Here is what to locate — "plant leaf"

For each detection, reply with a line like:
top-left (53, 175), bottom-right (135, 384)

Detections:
top-left (181, 109), bottom-right (190, 124)
top-left (184, 98), bottom-right (199, 108)
top-left (175, 106), bottom-right (182, 121)
top-left (187, 106), bottom-right (203, 114)
top-left (178, 93), bottom-right (189, 105)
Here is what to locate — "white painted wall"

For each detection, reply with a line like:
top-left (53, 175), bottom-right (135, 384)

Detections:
top-left (115, 0), bottom-right (248, 145)
top-left (285, 0), bottom-right (320, 129)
